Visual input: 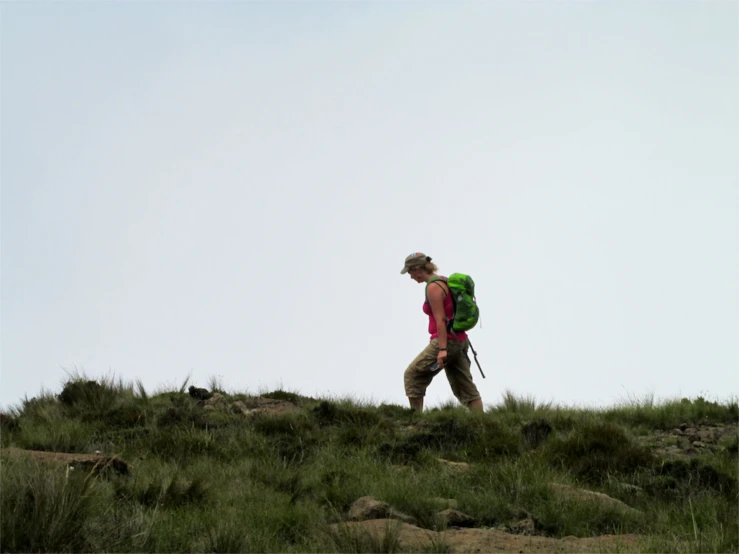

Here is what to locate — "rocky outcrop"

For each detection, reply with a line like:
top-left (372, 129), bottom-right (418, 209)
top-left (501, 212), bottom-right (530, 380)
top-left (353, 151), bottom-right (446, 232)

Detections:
top-left (435, 508), bottom-right (475, 528)
top-left (348, 496), bottom-right (418, 525)
top-left (328, 518), bottom-right (640, 553)
top-left (637, 422), bottom-right (738, 459)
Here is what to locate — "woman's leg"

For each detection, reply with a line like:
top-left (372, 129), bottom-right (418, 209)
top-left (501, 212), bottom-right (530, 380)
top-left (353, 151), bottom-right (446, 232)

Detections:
top-left (444, 339), bottom-right (483, 411)
top-left (404, 340), bottom-right (443, 412)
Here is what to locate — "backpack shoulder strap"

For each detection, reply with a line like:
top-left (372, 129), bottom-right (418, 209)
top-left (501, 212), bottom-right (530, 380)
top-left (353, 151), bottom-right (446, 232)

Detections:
top-left (425, 276), bottom-right (448, 300)
top-left (425, 276), bottom-right (460, 338)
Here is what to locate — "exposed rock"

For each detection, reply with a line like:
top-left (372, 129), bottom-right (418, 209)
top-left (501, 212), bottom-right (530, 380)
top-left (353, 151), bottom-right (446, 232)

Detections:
top-left (349, 496), bottom-right (389, 520)
top-left (1, 447), bottom-right (129, 476)
top-left (327, 519), bottom-right (640, 553)
top-left (204, 393), bottom-right (227, 408)
top-left (436, 508), bottom-right (475, 528)
top-left (637, 422), bottom-right (738, 460)
top-left (348, 496), bottom-right (417, 525)
top-left (231, 401), bottom-right (249, 415)
top-left (550, 484), bottom-right (641, 517)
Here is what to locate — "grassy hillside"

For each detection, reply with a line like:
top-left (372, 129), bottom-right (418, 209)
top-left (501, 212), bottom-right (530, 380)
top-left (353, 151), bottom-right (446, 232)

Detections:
top-left (1, 375), bottom-right (737, 553)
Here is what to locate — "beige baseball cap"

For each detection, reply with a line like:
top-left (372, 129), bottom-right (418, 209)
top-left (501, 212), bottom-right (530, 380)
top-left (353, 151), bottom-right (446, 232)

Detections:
top-left (400, 252), bottom-right (432, 274)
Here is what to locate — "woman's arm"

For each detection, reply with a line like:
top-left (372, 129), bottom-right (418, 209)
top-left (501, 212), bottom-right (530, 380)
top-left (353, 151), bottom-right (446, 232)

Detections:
top-left (427, 283), bottom-right (449, 366)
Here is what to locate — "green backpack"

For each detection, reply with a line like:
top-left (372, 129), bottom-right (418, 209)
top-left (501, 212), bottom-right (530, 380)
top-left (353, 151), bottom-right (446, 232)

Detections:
top-left (425, 273), bottom-right (486, 379)
top-left (426, 273), bottom-right (480, 332)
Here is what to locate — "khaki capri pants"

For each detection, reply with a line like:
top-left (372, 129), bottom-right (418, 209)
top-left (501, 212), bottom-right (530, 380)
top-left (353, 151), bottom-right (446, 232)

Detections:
top-left (404, 338), bottom-right (481, 405)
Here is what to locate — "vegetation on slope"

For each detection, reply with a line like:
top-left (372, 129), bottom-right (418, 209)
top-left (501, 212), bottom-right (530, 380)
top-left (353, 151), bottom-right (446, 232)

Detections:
top-left (1, 374), bottom-right (736, 553)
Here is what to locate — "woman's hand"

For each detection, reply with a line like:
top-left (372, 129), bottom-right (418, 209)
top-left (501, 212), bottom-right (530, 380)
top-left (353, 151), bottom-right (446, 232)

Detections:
top-left (437, 349), bottom-right (448, 369)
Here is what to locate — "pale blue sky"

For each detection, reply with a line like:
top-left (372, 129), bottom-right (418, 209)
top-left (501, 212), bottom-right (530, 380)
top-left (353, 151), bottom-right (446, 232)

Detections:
top-left (2, 1), bottom-right (737, 410)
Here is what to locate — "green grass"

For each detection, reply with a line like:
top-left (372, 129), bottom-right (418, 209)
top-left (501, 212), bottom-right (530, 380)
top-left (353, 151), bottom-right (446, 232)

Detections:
top-left (1, 375), bottom-right (737, 553)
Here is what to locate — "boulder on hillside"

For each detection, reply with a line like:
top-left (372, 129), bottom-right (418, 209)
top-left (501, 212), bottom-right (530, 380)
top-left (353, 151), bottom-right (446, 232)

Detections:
top-left (204, 393), bottom-right (228, 409)
top-left (549, 484), bottom-right (642, 517)
top-left (348, 496), bottom-right (417, 525)
top-left (231, 401), bottom-right (250, 414)
top-left (435, 508), bottom-right (475, 528)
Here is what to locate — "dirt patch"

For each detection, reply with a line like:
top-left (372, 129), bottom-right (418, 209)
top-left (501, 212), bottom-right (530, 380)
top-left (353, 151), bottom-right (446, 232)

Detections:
top-left (0, 447), bottom-right (129, 475)
top-left (328, 518), bottom-right (641, 553)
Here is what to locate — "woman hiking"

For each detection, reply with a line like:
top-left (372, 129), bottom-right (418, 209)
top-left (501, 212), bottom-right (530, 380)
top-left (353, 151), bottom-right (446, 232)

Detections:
top-left (400, 252), bottom-right (484, 413)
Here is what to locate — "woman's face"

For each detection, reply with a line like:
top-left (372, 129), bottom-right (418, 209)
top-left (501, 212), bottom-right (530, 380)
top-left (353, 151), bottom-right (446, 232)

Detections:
top-left (408, 266), bottom-right (426, 283)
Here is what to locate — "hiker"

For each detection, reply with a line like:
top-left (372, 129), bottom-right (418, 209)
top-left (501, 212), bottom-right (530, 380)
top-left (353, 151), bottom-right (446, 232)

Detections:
top-left (400, 252), bottom-right (484, 413)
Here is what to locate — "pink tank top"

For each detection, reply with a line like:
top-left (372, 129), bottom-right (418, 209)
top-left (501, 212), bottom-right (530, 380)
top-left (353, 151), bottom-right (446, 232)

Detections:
top-left (423, 278), bottom-right (468, 342)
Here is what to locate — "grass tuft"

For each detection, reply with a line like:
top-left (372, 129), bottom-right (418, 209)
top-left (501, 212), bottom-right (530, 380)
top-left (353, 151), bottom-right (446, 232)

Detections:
top-left (545, 421), bottom-right (656, 483)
